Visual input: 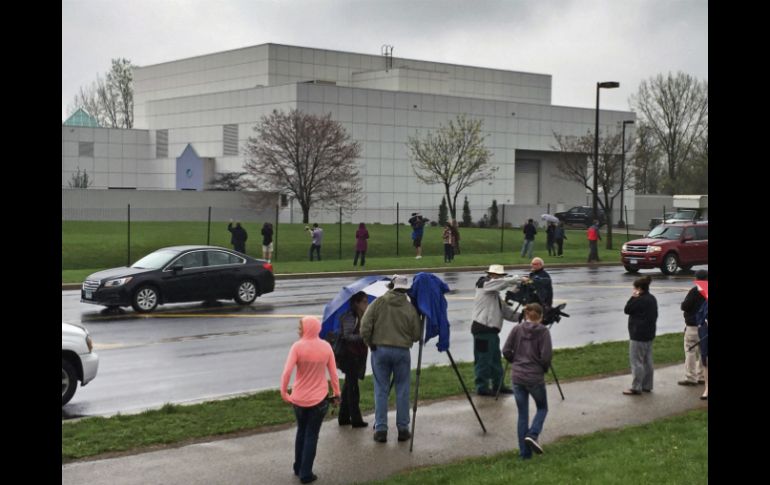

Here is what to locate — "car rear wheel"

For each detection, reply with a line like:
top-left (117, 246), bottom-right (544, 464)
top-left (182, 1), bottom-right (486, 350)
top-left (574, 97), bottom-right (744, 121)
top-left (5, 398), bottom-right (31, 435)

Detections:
top-left (62, 358), bottom-right (78, 406)
top-left (132, 285), bottom-right (159, 313)
top-left (661, 253), bottom-right (679, 275)
top-left (624, 265), bottom-right (640, 273)
top-left (234, 279), bottom-right (258, 305)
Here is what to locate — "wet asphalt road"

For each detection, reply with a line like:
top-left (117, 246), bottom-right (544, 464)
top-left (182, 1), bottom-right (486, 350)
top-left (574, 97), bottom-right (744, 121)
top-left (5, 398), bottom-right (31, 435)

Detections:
top-left (61, 265), bottom-right (705, 418)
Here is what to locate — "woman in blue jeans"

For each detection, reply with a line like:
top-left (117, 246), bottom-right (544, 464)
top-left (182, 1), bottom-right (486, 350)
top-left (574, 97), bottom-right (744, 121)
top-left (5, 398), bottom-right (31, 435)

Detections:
top-left (502, 303), bottom-right (553, 459)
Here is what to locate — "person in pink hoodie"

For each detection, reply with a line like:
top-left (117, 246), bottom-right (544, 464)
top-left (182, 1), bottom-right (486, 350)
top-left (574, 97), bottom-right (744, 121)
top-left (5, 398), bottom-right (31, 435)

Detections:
top-left (281, 316), bottom-right (341, 484)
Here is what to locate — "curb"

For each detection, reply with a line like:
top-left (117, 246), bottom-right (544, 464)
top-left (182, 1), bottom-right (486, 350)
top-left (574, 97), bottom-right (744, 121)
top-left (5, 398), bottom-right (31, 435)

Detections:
top-left (62, 261), bottom-right (621, 290)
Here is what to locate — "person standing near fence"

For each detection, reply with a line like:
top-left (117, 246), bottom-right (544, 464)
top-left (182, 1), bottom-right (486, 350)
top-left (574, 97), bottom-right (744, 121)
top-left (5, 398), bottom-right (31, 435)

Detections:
top-left (408, 212), bottom-right (427, 259)
top-left (307, 223), bottom-right (323, 261)
top-left (554, 222), bottom-right (566, 258)
top-left (353, 223), bottom-right (369, 267)
top-left (261, 222), bottom-right (273, 262)
top-left (442, 222), bottom-right (454, 263)
top-left (587, 220), bottom-right (601, 262)
top-left (228, 219), bottom-right (248, 254)
top-left (546, 222), bottom-right (556, 257)
top-left (450, 219), bottom-right (461, 255)
top-left (520, 219), bottom-right (536, 259)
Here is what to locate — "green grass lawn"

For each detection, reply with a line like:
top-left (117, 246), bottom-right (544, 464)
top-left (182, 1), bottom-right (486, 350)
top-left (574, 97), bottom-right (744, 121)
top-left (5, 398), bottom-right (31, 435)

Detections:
top-left (62, 221), bottom-right (640, 282)
top-left (367, 409), bottom-right (707, 485)
top-left (62, 332), bottom-right (684, 461)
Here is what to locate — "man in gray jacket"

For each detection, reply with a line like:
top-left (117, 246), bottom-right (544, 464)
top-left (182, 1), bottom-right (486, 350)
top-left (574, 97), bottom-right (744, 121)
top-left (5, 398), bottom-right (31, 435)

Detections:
top-left (361, 275), bottom-right (422, 443)
top-left (471, 264), bottom-right (525, 396)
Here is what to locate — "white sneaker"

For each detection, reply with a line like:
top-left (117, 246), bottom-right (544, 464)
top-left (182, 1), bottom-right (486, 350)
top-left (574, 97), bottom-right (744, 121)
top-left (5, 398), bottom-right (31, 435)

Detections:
top-left (415, 255), bottom-right (422, 259)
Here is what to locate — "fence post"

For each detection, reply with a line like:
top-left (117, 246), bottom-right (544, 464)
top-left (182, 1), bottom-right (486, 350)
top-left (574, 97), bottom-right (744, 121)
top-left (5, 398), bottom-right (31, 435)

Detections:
top-left (396, 202), bottom-right (400, 256)
top-left (127, 203), bottom-right (131, 266)
top-left (500, 204), bottom-right (505, 252)
top-left (624, 205), bottom-right (630, 240)
top-left (339, 206), bottom-right (343, 260)
top-left (207, 206), bottom-right (211, 245)
top-left (274, 204), bottom-right (279, 261)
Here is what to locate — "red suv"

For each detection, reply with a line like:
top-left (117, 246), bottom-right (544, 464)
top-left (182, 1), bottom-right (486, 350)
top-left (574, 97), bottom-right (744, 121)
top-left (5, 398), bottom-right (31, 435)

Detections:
top-left (621, 222), bottom-right (708, 275)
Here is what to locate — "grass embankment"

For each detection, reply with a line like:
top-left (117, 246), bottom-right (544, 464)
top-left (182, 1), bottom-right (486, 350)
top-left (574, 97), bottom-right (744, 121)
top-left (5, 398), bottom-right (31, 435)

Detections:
top-left (369, 409), bottom-right (707, 485)
top-left (63, 332), bottom-right (683, 461)
top-left (63, 221), bottom-right (637, 282)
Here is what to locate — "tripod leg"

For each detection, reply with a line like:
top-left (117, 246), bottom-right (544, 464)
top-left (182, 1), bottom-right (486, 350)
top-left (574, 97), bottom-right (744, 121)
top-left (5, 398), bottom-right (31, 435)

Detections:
top-left (495, 360), bottom-right (510, 401)
top-left (409, 317), bottom-right (425, 452)
top-left (447, 349), bottom-right (487, 433)
top-left (550, 364), bottom-right (565, 400)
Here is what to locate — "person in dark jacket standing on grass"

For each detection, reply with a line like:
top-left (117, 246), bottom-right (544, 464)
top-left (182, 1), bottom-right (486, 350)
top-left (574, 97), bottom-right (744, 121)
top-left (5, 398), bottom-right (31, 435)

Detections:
top-left (623, 275), bottom-right (658, 395)
top-left (261, 222), bottom-right (273, 262)
top-left (545, 222), bottom-right (556, 257)
top-left (554, 222), bottom-right (566, 257)
top-left (336, 291), bottom-right (369, 428)
top-left (520, 219), bottom-right (537, 259)
top-left (228, 219), bottom-right (248, 254)
top-left (503, 303), bottom-right (553, 459)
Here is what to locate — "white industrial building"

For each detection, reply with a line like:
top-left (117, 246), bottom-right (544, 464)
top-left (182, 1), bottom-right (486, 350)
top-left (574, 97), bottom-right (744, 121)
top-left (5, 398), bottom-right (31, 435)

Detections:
top-left (62, 43), bottom-right (636, 224)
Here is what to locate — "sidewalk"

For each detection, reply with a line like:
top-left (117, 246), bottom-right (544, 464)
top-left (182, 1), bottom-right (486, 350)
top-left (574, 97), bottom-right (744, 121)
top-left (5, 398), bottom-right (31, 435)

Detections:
top-left (62, 364), bottom-right (707, 484)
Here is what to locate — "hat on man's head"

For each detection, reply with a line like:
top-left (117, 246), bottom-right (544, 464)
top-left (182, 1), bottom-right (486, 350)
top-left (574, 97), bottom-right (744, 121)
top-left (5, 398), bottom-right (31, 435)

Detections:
top-left (694, 269), bottom-right (708, 281)
top-left (391, 274), bottom-right (411, 290)
top-left (486, 264), bottom-right (508, 276)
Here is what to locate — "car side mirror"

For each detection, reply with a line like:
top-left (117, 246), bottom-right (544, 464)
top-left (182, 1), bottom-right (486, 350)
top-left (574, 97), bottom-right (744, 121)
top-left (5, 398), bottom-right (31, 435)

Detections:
top-left (171, 264), bottom-right (184, 272)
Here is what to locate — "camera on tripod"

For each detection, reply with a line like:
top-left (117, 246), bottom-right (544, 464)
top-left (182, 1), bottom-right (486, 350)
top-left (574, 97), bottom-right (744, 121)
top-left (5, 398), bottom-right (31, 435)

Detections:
top-left (504, 282), bottom-right (570, 325)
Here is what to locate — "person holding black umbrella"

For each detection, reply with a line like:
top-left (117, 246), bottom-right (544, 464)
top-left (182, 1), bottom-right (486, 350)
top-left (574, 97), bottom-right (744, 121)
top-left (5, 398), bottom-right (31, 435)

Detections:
top-left (336, 291), bottom-right (369, 428)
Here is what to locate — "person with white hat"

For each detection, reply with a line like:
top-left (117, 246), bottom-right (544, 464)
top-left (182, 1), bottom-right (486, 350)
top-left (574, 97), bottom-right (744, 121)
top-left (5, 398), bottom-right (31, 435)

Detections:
top-left (361, 275), bottom-right (422, 443)
top-left (471, 264), bottom-right (527, 396)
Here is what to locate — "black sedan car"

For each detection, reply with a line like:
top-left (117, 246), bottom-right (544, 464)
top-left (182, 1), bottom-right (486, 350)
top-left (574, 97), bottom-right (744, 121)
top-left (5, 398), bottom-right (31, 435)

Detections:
top-left (554, 206), bottom-right (606, 227)
top-left (81, 246), bottom-right (275, 313)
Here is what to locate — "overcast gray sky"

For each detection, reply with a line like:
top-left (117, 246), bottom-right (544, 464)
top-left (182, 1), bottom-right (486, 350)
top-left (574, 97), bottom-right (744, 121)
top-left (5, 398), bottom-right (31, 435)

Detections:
top-left (62, 0), bottom-right (707, 122)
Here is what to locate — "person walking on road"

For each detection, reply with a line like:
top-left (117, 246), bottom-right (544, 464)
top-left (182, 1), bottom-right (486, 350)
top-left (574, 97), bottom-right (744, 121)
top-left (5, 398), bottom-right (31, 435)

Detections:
top-left (678, 269), bottom-right (707, 387)
top-left (502, 303), bottom-right (553, 460)
top-left (280, 316), bottom-right (341, 484)
top-left (361, 275), bottom-right (422, 443)
top-left (623, 276), bottom-right (658, 395)
top-left (228, 220), bottom-right (248, 254)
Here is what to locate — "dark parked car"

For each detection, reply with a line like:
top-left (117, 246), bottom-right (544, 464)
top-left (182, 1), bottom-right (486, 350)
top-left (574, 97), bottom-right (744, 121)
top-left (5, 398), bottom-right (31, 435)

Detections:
top-left (554, 206), bottom-right (606, 227)
top-left (621, 222), bottom-right (708, 275)
top-left (81, 246), bottom-right (275, 313)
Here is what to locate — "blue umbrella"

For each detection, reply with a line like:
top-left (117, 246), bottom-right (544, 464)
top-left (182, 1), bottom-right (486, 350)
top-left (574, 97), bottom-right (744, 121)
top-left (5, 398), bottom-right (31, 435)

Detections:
top-left (320, 275), bottom-right (392, 339)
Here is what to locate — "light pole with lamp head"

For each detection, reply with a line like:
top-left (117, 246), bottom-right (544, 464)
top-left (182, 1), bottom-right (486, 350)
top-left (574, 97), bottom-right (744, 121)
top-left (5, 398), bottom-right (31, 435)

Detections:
top-left (593, 81), bottom-right (620, 223)
top-left (618, 119), bottom-right (635, 228)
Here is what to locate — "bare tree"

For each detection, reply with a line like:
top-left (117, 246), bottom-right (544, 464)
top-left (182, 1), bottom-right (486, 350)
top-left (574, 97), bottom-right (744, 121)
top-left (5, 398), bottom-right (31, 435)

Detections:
top-left (209, 172), bottom-right (248, 191)
top-left (68, 58), bottom-right (134, 128)
top-left (631, 72), bottom-right (707, 194)
top-left (243, 109), bottom-right (362, 223)
top-left (407, 114), bottom-right (496, 220)
top-left (552, 130), bottom-right (625, 249)
top-left (629, 122), bottom-right (665, 194)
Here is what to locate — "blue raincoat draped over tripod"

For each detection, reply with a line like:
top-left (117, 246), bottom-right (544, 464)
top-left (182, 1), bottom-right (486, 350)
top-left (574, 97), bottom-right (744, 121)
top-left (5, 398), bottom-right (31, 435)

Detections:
top-left (408, 272), bottom-right (451, 352)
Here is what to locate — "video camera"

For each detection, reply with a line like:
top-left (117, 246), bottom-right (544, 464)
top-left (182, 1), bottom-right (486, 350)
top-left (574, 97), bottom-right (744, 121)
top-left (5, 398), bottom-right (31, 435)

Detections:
top-left (543, 303), bottom-right (570, 325)
top-left (504, 282), bottom-right (570, 325)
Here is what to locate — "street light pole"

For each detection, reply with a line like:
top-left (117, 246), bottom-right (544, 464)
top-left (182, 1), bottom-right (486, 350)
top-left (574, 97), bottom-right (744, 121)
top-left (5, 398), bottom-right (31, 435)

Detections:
top-left (619, 119), bottom-right (635, 228)
top-left (593, 81), bottom-right (620, 222)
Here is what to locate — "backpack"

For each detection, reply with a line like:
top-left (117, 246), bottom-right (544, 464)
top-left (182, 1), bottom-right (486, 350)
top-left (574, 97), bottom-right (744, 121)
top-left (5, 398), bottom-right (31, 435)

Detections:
top-left (695, 299), bottom-right (708, 327)
top-left (325, 328), bottom-right (348, 371)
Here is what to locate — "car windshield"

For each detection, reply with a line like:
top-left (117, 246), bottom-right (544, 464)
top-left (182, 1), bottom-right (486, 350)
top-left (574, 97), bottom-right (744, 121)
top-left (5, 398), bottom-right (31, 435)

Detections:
top-left (647, 226), bottom-right (684, 240)
top-left (668, 211), bottom-right (697, 219)
top-left (131, 249), bottom-right (179, 269)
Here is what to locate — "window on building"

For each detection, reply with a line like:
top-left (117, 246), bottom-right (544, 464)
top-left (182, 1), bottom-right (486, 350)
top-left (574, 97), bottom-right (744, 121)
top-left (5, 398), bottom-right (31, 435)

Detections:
top-left (156, 129), bottom-right (168, 158)
top-left (78, 142), bottom-right (94, 157)
top-left (223, 124), bottom-right (239, 156)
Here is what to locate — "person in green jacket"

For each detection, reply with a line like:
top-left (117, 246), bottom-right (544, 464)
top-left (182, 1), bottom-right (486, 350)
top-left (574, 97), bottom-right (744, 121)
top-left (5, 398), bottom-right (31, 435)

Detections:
top-left (361, 275), bottom-right (422, 444)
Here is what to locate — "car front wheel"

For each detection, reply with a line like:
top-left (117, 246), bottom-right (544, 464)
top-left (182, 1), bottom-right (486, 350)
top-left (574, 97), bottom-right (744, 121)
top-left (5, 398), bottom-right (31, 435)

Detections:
top-left (132, 285), bottom-right (159, 313)
top-left (62, 358), bottom-right (78, 406)
top-left (234, 279), bottom-right (258, 305)
top-left (661, 253), bottom-right (679, 275)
